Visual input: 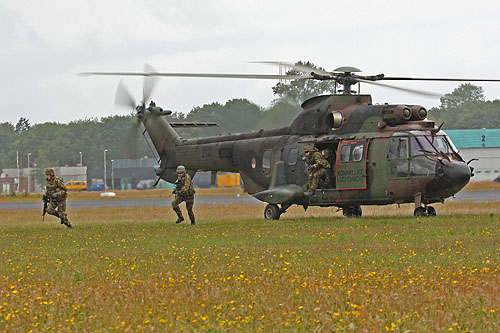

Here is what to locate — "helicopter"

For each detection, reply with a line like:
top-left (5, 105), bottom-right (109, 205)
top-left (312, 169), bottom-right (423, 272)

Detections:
top-left (80, 62), bottom-right (500, 219)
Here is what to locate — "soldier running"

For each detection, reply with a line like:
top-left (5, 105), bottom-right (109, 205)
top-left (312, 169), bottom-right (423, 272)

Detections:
top-left (303, 144), bottom-right (331, 196)
top-left (44, 168), bottom-right (72, 228)
top-left (171, 165), bottom-right (196, 225)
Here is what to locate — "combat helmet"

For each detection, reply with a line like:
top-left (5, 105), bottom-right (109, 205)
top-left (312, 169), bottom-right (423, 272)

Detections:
top-left (176, 165), bottom-right (186, 173)
top-left (45, 168), bottom-right (55, 176)
top-left (304, 144), bottom-right (314, 153)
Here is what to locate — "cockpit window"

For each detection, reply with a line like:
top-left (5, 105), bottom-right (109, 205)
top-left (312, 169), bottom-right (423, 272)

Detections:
top-left (388, 137), bottom-right (408, 159)
top-left (411, 135), bottom-right (453, 156)
top-left (410, 136), bottom-right (436, 156)
top-left (445, 135), bottom-right (458, 153)
top-left (428, 135), bottom-right (451, 154)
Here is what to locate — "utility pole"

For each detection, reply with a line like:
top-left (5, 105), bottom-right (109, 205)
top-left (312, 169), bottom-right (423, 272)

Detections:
top-left (16, 150), bottom-right (19, 193)
top-left (103, 149), bottom-right (108, 190)
top-left (27, 152), bottom-right (31, 193)
top-left (111, 159), bottom-right (115, 190)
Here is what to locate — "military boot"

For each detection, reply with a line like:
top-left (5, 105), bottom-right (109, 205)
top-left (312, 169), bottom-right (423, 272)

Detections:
top-left (190, 218), bottom-right (196, 225)
top-left (60, 216), bottom-right (72, 228)
top-left (64, 217), bottom-right (72, 229)
top-left (175, 217), bottom-right (184, 224)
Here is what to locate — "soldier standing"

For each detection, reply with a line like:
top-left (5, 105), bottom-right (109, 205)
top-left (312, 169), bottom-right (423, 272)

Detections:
top-left (322, 147), bottom-right (335, 188)
top-left (44, 168), bottom-right (72, 228)
top-left (304, 145), bottom-right (331, 196)
top-left (171, 165), bottom-right (196, 225)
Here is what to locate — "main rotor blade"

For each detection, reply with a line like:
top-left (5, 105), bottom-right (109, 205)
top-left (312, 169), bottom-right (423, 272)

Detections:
top-left (80, 71), bottom-right (312, 80)
top-left (382, 76), bottom-right (500, 82)
top-left (356, 78), bottom-right (443, 98)
top-left (114, 79), bottom-right (136, 110)
top-left (142, 63), bottom-right (159, 105)
top-left (251, 61), bottom-right (334, 76)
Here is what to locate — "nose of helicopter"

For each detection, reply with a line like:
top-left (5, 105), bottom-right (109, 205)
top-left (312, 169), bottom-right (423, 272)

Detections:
top-left (427, 161), bottom-right (472, 198)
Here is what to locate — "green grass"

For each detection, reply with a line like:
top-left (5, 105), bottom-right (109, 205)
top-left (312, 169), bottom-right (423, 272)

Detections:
top-left (1, 203), bottom-right (500, 331)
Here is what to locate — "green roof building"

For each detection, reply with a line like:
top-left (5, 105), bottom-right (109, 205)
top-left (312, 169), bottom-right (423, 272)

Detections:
top-left (445, 129), bottom-right (500, 149)
top-left (445, 129), bottom-right (500, 181)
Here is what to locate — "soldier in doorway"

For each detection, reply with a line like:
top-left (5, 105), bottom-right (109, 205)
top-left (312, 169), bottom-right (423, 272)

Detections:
top-left (171, 165), bottom-right (196, 225)
top-left (322, 147), bottom-right (335, 188)
top-left (44, 168), bottom-right (72, 228)
top-left (303, 144), bottom-right (331, 196)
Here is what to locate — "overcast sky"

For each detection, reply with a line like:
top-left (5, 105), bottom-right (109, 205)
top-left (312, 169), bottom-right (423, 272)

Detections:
top-left (1, 0), bottom-right (500, 125)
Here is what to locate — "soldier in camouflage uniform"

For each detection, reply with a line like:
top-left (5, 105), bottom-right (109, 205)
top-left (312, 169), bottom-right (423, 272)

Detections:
top-left (45, 168), bottom-right (72, 228)
top-left (171, 165), bottom-right (196, 225)
top-left (304, 144), bottom-right (331, 196)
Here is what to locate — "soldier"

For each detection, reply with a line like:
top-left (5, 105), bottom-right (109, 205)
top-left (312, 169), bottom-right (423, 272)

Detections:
top-left (171, 165), bottom-right (196, 225)
top-left (304, 144), bottom-right (331, 196)
top-left (44, 168), bottom-right (72, 228)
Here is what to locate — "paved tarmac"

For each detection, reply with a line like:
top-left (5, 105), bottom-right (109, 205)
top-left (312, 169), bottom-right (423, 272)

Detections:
top-left (0, 195), bottom-right (260, 210)
top-left (0, 191), bottom-right (499, 210)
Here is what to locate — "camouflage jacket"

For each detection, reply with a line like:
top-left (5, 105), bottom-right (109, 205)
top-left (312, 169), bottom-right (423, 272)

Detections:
top-left (177, 174), bottom-right (195, 198)
top-left (306, 151), bottom-right (331, 170)
top-left (46, 176), bottom-right (67, 202)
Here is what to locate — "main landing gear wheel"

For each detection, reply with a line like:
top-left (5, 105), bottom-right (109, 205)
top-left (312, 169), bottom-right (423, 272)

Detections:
top-left (264, 204), bottom-right (281, 220)
top-left (342, 205), bottom-right (362, 218)
top-left (414, 206), bottom-right (436, 217)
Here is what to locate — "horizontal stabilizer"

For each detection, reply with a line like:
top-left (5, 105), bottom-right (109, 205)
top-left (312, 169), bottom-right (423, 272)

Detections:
top-left (169, 122), bottom-right (218, 128)
top-left (253, 184), bottom-right (304, 204)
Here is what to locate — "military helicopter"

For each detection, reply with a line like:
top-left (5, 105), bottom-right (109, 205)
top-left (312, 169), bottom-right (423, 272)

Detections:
top-left (81, 62), bottom-right (500, 219)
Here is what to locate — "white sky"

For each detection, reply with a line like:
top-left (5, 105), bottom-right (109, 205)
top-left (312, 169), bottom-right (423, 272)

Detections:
top-left (1, 0), bottom-right (500, 124)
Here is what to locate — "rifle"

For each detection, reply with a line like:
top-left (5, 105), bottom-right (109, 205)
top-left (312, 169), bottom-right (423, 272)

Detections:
top-left (42, 193), bottom-right (49, 221)
top-left (170, 179), bottom-right (182, 197)
top-left (302, 156), bottom-right (314, 176)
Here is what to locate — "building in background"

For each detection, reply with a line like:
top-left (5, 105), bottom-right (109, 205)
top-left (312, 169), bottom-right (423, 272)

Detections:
top-left (87, 157), bottom-right (159, 190)
top-left (1, 166), bottom-right (87, 193)
top-left (0, 176), bottom-right (15, 194)
top-left (446, 129), bottom-right (500, 181)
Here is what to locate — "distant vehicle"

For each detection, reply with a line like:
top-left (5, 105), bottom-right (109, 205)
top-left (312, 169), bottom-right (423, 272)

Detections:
top-left (137, 179), bottom-right (156, 190)
top-left (65, 180), bottom-right (87, 191)
top-left (87, 183), bottom-right (104, 191)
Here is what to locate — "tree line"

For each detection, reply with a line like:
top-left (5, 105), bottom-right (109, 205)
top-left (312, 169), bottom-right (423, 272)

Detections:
top-left (1, 61), bottom-right (499, 174)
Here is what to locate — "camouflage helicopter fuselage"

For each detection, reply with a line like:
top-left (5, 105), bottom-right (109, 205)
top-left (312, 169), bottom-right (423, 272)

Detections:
top-left (142, 94), bottom-right (471, 218)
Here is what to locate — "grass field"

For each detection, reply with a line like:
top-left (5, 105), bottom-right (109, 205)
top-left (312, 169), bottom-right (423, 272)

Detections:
top-left (1, 202), bottom-right (500, 331)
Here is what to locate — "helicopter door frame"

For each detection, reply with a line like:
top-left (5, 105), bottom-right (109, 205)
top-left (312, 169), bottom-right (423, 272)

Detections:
top-left (335, 139), bottom-right (370, 190)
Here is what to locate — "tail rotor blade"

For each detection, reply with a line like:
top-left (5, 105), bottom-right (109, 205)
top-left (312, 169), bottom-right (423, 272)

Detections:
top-left (142, 63), bottom-right (159, 105)
top-left (115, 79), bottom-right (136, 110)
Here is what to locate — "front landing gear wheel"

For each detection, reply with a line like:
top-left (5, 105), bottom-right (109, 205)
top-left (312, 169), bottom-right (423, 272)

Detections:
top-left (414, 207), bottom-right (427, 217)
top-left (414, 206), bottom-right (437, 217)
top-left (264, 204), bottom-right (281, 220)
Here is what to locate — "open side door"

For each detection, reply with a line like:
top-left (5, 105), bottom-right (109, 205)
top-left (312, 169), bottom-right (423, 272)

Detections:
top-left (336, 139), bottom-right (370, 190)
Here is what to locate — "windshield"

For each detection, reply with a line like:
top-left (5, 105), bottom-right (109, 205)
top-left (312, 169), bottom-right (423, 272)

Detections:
top-left (427, 135), bottom-right (452, 153)
top-left (410, 135), bottom-right (453, 156)
top-left (410, 136), bottom-right (435, 156)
